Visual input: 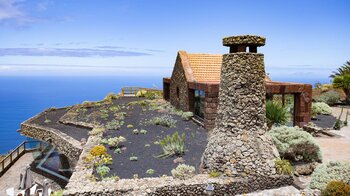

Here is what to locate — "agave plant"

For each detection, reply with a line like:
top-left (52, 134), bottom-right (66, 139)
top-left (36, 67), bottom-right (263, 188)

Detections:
top-left (155, 132), bottom-right (185, 158)
top-left (266, 100), bottom-right (290, 129)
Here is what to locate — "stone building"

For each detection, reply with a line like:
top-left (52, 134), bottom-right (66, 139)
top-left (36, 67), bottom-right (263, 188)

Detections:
top-left (163, 49), bottom-right (312, 131)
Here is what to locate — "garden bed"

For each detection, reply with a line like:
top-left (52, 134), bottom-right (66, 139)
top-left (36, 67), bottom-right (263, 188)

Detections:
top-left (31, 108), bottom-right (90, 141)
top-left (101, 98), bottom-right (207, 179)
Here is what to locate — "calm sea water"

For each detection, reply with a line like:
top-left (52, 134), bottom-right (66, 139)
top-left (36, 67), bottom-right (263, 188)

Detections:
top-left (0, 76), bottom-right (162, 154)
top-left (0, 74), bottom-right (329, 154)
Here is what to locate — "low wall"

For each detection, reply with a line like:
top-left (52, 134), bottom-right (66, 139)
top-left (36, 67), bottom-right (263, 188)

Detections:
top-left (20, 110), bottom-right (83, 162)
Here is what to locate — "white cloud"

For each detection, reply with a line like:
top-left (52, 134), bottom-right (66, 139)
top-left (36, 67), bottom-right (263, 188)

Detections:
top-left (0, 0), bottom-right (24, 20)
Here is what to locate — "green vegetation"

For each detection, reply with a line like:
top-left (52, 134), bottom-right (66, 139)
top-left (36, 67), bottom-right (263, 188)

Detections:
top-left (106, 119), bottom-right (123, 130)
top-left (109, 105), bottom-right (120, 113)
top-left (100, 136), bottom-right (126, 147)
top-left (132, 129), bottom-right (140, 134)
top-left (51, 190), bottom-right (64, 196)
top-left (274, 158), bottom-right (293, 175)
top-left (171, 164), bottom-right (195, 180)
top-left (321, 181), bottom-right (350, 196)
top-left (312, 102), bottom-right (332, 116)
top-left (314, 90), bottom-right (341, 106)
top-left (268, 126), bottom-right (322, 163)
top-left (150, 114), bottom-right (177, 127)
top-left (88, 127), bottom-right (105, 136)
top-left (44, 116), bottom-right (51, 124)
top-left (344, 110), bottom-right (349, 126)
top-left (127, 124), bottom-right (134, 128)
top-left (334, 107), bottom-right (343, 130)
top-left (310, 161), bottom-right (350, 190)
top-left (129, 155), bottom-right (138, 161)
top-left (181, 112), bottom-right (194, 121)
top-left (140, 129), bottom-right (148, 134)
top-left (96, 165), bottom-right (110, 178)
top-left (102, 174), bottom-right (120, 182)
top-left (330, 60), bottom-right (350, 78)
top-left (114, 148), bottom-right (122, 154)
top-left (156, 132), bottom-right (185, 158)
top-left (90, 145), bottom-right (107, 157)
top-left (208, 171), bottom-right (221, 178)
top-left (100, 108), bottom-right (109, 120)
top-left (146, 169), bottom-right (155, 175)
top-left (266, 100), bottom-right (290, 129)
top-left (104, 92), bottom-right (119, 104)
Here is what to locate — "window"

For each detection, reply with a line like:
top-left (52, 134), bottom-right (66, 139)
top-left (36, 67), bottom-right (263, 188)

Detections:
top-left (194, 90), bottom-right (205, 119)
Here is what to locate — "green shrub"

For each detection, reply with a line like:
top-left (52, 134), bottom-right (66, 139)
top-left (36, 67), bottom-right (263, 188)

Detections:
top-left (90, 145), bottom-right (107, 157)
top-left (268, 126), bottom-right (322, 163)
top-left (309, 161), bottom-right (350, 190)
top-left (100, 108), bottom-right (109, 120)
top-left (106, 119), bottom-right (123, 130)
top-left (181, 112), bottom-right (194, 121)
top-left (129, 155), bottom-right (138, 161)
top-left (150, 114), bottom-right (177, 127)
top-left (156, 132), bottom-right (185, 158)
top-left (146, 169), bottom-right (155, 175)
top-left (321, 181), bottom-right (350, 196)
top-left (127, 124), bottom-right (134, 128)
top-left (109, 105), bottom-right (120, 113)
top-left (275, 158), bottom-right (293, 175)
top-left (266, 100), bottom-right (290, 129)
top-left (96, 165), bottom-right (110, 178)
top-left (88, 127), bottom-right (105, 136)
top-left (100, 136), bottom-right (126, 147)
top-left (312, 102), bottom-right (332, 116)
top-left (171, 164), bottom-right (195, 180)
top-left (104, 92), bottom-right (118, 104)
top-left (314, 90), bottom-right (341, 106)
top-left (136, 90), bottom-right (147, 97)
top-left (208, 171), bottom-right (221, 178)
top-left (51, 190), bottom-right (64, 196)
top-left (132, 129), bottom-right (139, 135)
top-left (344, 110), bottom-right (349, 126)
top-left (140, 129), bottom-right (148, 134)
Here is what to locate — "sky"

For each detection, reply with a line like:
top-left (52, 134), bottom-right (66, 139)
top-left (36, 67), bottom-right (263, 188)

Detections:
top-left (0, 0), bottom-right (349, 83)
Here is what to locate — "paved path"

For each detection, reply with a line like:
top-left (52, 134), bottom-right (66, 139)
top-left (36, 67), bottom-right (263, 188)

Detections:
top-left (315, 107), bottom-right (350, 162)
top-left (0, 153), bottom-right (34, 195)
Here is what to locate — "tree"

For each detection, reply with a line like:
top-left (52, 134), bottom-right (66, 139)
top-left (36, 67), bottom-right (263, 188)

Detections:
top-left (330, 60), bottom-right (350, 78)
top-left (333, 74), bottom-right (350, 102)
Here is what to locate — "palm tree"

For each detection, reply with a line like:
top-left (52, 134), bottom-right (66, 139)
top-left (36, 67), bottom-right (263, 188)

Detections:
top-left (330, 60), bottom-right (350, 78)
top-left (333, 74), bottom-right (350, 102)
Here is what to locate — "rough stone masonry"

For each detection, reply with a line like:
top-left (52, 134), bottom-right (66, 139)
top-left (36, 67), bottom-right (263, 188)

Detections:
top-left (202, 35), bottom-right (280, 177)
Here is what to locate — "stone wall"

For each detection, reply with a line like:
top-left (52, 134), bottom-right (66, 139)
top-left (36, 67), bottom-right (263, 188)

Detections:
top-left (202, 36), bottom-right (285, 182)
top-left (20, 111), bottom-right (83, 162)
top-left (170, 51), bottom-right (191, 111)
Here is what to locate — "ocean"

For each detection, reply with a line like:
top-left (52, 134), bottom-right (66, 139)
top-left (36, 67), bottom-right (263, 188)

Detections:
top-left (0, 76), bottom-right (162, 154)
top-left (0, 74), bottom-right (330, 154)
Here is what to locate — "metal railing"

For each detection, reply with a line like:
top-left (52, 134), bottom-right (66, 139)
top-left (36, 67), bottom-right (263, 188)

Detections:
top-left (0, 140), bottom-right (43, 177)
top-left (121, 87), bottom-right (161, 96)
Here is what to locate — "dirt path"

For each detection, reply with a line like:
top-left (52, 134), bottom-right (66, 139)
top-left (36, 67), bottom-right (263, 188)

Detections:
top-left (315, 107), bottom-right (350, 162)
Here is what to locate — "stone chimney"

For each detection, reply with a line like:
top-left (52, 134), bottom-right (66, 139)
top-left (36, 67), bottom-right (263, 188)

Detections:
top-left (201, 35), bottom-right (280, 177)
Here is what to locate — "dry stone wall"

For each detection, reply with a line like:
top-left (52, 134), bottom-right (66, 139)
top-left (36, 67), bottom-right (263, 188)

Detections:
top-left (20, 110), bottom-right (83, 162)
top-left (202, 35), bottom-right (286, 180)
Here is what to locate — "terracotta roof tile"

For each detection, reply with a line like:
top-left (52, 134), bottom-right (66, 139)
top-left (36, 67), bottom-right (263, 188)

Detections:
top-left (186, 52), bottom-right (272, 83)
top-left (187, 54), bottom-right (222, 83)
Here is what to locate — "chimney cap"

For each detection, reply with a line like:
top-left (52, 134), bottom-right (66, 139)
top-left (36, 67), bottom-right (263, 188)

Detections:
top-left (223, 35), bottom-right (266, 47)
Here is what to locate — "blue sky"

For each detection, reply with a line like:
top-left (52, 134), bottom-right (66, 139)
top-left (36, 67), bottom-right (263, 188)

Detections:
top-left (0, 0), bottom-right (349, 83)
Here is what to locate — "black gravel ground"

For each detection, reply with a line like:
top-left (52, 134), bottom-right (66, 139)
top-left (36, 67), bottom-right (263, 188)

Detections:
top-left (101, 98), bottom-right (208, 179)
top-left (31, 108), bottom-right (90, 141)
top-left (311, 114), bottom-right (337, 128)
